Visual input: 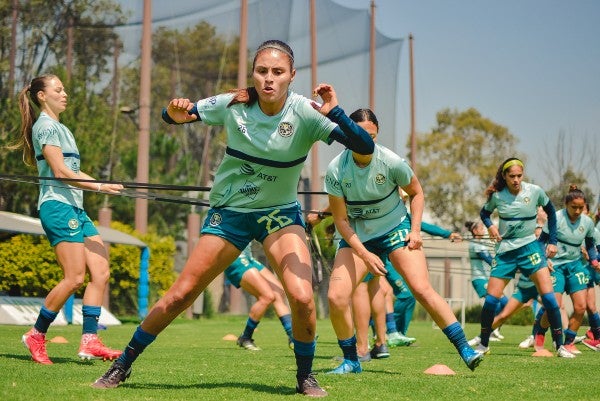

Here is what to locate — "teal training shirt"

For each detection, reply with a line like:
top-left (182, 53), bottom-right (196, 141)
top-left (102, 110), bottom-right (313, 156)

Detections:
top-left (543, 209), bottom-right (596, 266)
top-left (468, 239), bottom-right (493, 280)
top-left (483, 182), bottom-right (549, 254)
top-left (33, 112), bottom-right (83, 210)
top-left (196, 91), bottom-right (336, 211)
top-left (324, 144), bottom-right (412, 242)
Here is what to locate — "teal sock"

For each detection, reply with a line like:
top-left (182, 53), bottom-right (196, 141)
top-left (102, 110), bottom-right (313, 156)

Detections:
top-left (82, 305), bottom-right (101, 334)
top-left (34, 306), bottom-right (58, 333)
top-left (442, 321), bottom-right (468, 352)
top-left (242, 317), bottom-right (259, 339)
top-left (117, 325), bottom-right (156, 369)
top-left (564, 328), bottom-right (576, 345)
top-left (540, 293), bottom-right (563, 348)
top-left (279, 314), bottom-right (292, 338)
top-left (338, 336), bottom-right (358, 361)
top-left (293, 339), bottom-right (316, 380)
top-left (385, 313), bottom-right (397, 334)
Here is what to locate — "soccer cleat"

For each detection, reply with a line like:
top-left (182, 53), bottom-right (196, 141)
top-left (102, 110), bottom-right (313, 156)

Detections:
top-left (563, 343), bottom-right (581, 355)
top-left (370, 343), bottom-right (390, 359)
top-left (490, 328), bottom-right (504, 341)
top-left (237, 336), bottom-right (261, 351)
top-left (534, 333), bottom-right (546, 351)
top-left (519, 335), bottom-right (534, 349)
top-left (459, 346), bottom-right (483, 371)
top-left (386, 331), bottom-right (416, 347)
top-left (556, 345), bottom-right (576, 358)
top-left (91, 360), bottom-right (131, 388)
top-left (358, 352), bottom-right (372, 362)
top-left (327, 359), bottom-right (362, 374)
top-left (296, 373), bottom-right (327, 397)
top-left (475, 344), bottom-right (490, 355)
top-left (574, 335), bottom-right (587, 344)
top-left (78, 334), bottom-right (122, 361)
top-left (467, 336), bottom-right (481, 347)
top-left (22, 328), bottom-right (52, 365)
top-left (581, 338), bottom-right (600, 351)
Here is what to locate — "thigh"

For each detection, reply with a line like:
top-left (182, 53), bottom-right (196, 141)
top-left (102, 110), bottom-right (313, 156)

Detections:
top-left (240, 268), bottom-right (272, 299)
top-left (387, 246), bottom-right (428, 293)
top-left (329, 248), bottom-right (368, 299)
top-left (84, 234), bottom-right (109, 279)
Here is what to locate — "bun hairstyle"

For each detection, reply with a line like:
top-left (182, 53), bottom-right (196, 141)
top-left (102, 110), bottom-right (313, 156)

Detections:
top-left (565, 184), bottom-right (585, 204)
top-left (464, 221), bottom-right (478, 234)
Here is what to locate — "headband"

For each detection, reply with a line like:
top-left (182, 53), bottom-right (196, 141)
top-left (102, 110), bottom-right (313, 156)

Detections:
top-left (502, 159), bottom-right (523, 172)
top-left (256, 44), bottom-right (294, 63)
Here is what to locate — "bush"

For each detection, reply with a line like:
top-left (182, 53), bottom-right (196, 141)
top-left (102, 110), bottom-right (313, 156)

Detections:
top-left (0, 221), bottom-right (176, 317)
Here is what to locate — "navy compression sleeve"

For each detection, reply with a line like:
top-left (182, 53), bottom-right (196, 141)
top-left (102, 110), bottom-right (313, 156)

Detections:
top-left (480, 207), bottom-right (493, 228)
top-left (542, 201), bottom-right (557, 245)
top-left (327, 106), bottom-right (375, 155)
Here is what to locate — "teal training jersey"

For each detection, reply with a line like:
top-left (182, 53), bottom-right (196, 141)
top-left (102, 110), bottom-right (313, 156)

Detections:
top-left (543, 209), bottom-right (596, 266)
top-left (33, 112), bottom-right (83, 209)
top-left (324, 144), bottom-right (412, 242)
top-left (483, 181), bottom-right (549, 254)
top-left (196, 91), bottom-right (336, 211)
top-left (468, 239), bottom-right (493, 280)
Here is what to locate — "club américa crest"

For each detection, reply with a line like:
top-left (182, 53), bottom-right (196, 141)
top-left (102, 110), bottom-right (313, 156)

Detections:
top-left (209, 212), bottom-right (222, 227)
top-left (278, 122), bottom-right (293, 137)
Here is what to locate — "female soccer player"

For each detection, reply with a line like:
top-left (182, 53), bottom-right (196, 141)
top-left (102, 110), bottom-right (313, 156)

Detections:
top-left (474, 157), bottom-right (574, 358)
top-left (324, 108), bottom-right (482, 374)
top-left (93, 40), bottom-right (374, 397)
top-left (14, 74), bottom-right (123, 364)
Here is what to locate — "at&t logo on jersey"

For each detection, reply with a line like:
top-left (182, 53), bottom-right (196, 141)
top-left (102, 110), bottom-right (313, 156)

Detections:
top-left (209, 212), bottom-right (222, 227)
top-left (240, 163), bottom-right (255, 175)
top-left (278, 122), bottom-right (294, 137)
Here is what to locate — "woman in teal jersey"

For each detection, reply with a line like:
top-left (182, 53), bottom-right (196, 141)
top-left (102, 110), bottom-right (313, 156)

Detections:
top-left (324, 108), bottom-right (482, 375)
top-left (13, 74), bottom-right (123, 365)
top-left (224, 243), bottom-right (293, 351)
top-left (93, 40), bottom-right (374, 397)
top-left (532, 185), bottom-right (598, 353)
top-left (475, 158), bottom-right (574, 357)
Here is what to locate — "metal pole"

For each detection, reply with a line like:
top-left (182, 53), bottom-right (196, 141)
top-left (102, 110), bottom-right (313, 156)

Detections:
top-left (309, 0), bottom-right (319, 210)
top-left (369, 0), bottom-right (376, 110)
top-left (409, 33), bottom-right (416, 172)
top-left (135, 0), bottom-right (152, 234)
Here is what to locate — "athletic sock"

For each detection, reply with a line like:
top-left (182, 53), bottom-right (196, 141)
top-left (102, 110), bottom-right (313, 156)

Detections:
top-left (540, 292), bottom-right (563, 348)
top-left (564, 328), bottom-right (577, 345)
top-left (495, 296), bottom-right (508, 316)
top-left (293, 339), bottom-right (316, 380)
top-left (589, 312), bottom-right (600, 340)
top-left (241, 317), bottom-right (259, 339)
top-left (480, 295), bottom-right (500, 346)
top-left (279, 314), bottom-right (293, 338)
top-left (385, 312), bottom-right (397, 334)
top-left (34, 305), bottom-right (58, 334)
top-left (442, 321), bottom-right (469, 352)
top-left (532, 306), bottom-right (548, 335)
top-left (82, 305), bottom-right (101, 334)
top-left (338, 336), bottom-right (358, 361)
top-left (117, 325), bottom-right (156, 370)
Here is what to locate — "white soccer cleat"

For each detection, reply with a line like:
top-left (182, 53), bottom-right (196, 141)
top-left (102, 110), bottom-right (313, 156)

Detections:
top-left (519, 335), bottom-right (534, 349)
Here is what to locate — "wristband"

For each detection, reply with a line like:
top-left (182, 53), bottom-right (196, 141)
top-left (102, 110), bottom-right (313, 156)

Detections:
top-left (317, 211), bottom-right (324, 220)
top-left (97, 183), bottom-right (103, 192)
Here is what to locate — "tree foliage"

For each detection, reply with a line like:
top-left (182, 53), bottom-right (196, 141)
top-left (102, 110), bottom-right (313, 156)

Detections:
top-left (411, 108), bottom-right (520, 229)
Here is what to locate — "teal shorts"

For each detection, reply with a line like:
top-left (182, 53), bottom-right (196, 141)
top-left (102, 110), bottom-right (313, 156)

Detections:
top-left (224, 253), bottom-right (265, 288)
top-left (201, 203), bottom-right (304, 251)
top-left (39, 200), bottom-right (98, 246)
top-left (551, 259), bottom-right (589, 295)
top-left (585, 264), bottom-right (600, 287)
top-left (471, 278), bottom-right (488, 298)
top-left (339, 218), bottom-right (411, 283)
top-left (511, 283), bottom-right (538, 303)
top-left (491, 240), bottom-right (547, 280)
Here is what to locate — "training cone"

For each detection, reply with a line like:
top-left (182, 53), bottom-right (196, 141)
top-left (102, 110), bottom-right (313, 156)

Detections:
top-left (424, 364), bottom-right (456, 375)
top-left (222, 334), bottom-right (238, 341)
top-left (532, 349), bottom-right (553, 357)
top-left (49, 336), bottom-right (69, 344)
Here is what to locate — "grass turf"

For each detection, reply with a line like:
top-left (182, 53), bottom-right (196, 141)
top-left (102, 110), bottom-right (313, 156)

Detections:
top-left (1, 317), bottom-right (595, 401)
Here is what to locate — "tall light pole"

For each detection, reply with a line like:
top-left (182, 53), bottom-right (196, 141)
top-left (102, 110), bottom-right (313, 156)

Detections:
top-left (135, 0), bottom-right (152, 234)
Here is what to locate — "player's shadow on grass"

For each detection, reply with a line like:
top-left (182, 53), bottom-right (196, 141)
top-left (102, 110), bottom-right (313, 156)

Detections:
top-left (124, 380), bottom-right (299, 395)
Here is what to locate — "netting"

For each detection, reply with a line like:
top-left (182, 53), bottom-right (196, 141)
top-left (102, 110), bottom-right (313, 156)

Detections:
top-left (114, 0), bottom-right (404, 192)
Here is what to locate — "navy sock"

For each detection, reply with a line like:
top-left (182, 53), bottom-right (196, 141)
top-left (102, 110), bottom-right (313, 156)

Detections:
top-left (532, 306), bottom-right (548, 335)
top-left (540, 292), bottom-right (563, 348)
top-left (293, 339), bottom-right (316, 380)
top-left (279, 314), bottom-right (293, 338)
top-left (564, 328), bottom-right (576, 345)
top-left (82, 305), bottom-right (101, 334)
top-left (385, 313), bottom-right (397, 334)
top-left (117, 326), bottom-right (156, 369)
top-left (338, 336), bottom-right (358, 361)
top-left (242, 317), bottom-right (259, 339)
top-left (495, 296), bottom-right (508, 316)
top-left (34, 306), bottom-right (58, 333)
top-left (480, 295), bottom-right (500, 346)
top-left (442, 321), bottom-right (468, 352)
top-left (589, 312), bottom-right (600, 340)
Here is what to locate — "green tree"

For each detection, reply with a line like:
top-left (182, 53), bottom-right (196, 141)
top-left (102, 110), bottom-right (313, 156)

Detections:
top-left (411, 108), bottom-right (520, 229)
top-left (545, 168), bottom-right (594, 211)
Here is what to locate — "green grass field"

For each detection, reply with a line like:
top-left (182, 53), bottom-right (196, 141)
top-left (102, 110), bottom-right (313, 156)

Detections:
top-left (1, 317), bottom-right (596, 401)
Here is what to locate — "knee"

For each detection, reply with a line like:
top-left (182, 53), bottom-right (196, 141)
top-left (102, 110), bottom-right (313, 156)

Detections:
top-left (258, 291), bottom-right (276, 306)
top-left (327, 288), bottom-right (350, 311)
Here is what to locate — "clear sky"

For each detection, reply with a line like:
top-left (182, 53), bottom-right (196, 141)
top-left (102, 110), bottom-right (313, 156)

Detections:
top-left (335, 0), bottom-right (600, 191)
